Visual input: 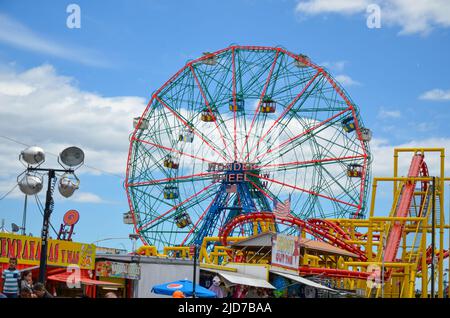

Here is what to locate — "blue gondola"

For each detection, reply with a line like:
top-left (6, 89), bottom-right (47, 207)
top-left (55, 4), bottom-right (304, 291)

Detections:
top-left (342, 117), bottom-right (356, 133)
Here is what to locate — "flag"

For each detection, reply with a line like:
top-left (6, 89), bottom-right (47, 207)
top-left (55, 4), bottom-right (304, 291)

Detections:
top-left (273, 196), bottom-right (291, 218)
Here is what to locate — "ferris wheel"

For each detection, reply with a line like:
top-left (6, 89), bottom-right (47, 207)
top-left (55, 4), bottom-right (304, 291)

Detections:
top-left (125, 45), bottom-right (371, 248)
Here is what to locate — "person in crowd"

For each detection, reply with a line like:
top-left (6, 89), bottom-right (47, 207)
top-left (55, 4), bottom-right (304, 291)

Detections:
top-left (33, 283), bottom-right (54, 298)
top-left (105, 292), bottom-right (118, 298)
top-left (20, 270), bottom-right (34, 294)
top-left (1, 257), bottom-right (20, 298)
top-left (208, 275), bottom-right (224, 298)
top-left (172, 290), bottom-right (185, 298)
top-left (257, 288), bottom-right (269, 298)
top-left (245, 287), bottom-right (259, 298)
top-left (20, 288), bottom-right (35, 298)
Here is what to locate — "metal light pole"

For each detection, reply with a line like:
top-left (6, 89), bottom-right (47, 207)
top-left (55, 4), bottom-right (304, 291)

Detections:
top-left (17, 146), bottom-right (84, 284)
top-left (39, 169), bottom-right (56, 283)
top-left (32, 168), bottom-right (74, 283)
top-left (21, 195), bottom-right (28, 235)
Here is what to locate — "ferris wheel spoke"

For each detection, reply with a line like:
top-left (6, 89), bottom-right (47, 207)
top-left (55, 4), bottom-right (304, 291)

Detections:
top-left (142, 187), bottom-right (218, 235)
top-left (180, 190), bottom-right (220, 245)
top-left (250, 79), bottom-right (327, 161)
top-left (133, 137), bottom-right (216, 165)
top-left (318, 163), bottom-right (360, 206)
top-left (127, 171), bottom-right (221, 187)
top-left (155, 95), bottom-right (228, 161)
top-left (301, 121), bottom-right (366, 167)
top-left (246, 179), bottom-right (276, 204)
top-left (254, 106), bottom-right (352, 163)
top-left (131, 143), bottom-right (172, 183)
top-left (238, 50), bottom-right (280, 162)
top-left (312, 125), bottom-right (366, 157)
top-left (322, 72), bottom-right (368, 155)
top-left (245, 171), bottom-right (358, 208)
top-left (232, 47), bottom-right (238, 161)
top-left (189, 65), bottom-right (234, 160)
top-left (255, 155), bottom-right (365, 172)
top-left (244, 70), bottom-right (322, 162)
top-left (137, 180), bottom-right (220, 232)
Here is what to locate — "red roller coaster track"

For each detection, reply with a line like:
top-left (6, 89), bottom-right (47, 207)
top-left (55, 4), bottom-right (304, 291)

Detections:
top-left (219, 212), bottom-right (367, 261)
top-left (218, 153), bottom-right (443, 281)
top-left (383, 153), bottom-right (428, 263)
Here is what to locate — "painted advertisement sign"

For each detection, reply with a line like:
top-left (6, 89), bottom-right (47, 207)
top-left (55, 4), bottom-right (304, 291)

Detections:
top-left (0, 233), bottom-right (96, 270)
top-left (96, 261), bottom-right (141, 280)
top-left (271, 234), bottom-right (300, 273)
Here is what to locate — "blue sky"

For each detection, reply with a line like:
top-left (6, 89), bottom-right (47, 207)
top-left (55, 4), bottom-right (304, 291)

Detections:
top-left (0, 0), bottom-right (450, 251)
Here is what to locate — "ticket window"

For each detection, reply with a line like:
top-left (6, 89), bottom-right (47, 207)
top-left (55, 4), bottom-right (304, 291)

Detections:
top-left (97, 277), bottom-right (126, 298)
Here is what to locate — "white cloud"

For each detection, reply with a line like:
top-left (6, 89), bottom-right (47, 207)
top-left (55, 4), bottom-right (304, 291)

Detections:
top-left (297, 0), bottom-right (369, 15)
top-left (0, 64), bottom-right (147, 199)
top-left (67, 192), bottom-right (105, 204)
top-left (321, 60), bottom-right (347, 72)
top-left (0, 13), bottom-right (109, 67)
top-left (334, 74), bottom-right (360, 86)
top-left (295, 0), bottom-right (450, 35)
top-left (377, 108), bottom-right (401, 119)
top-left (371, 137), bottom-right (450, 177)
top-left (416, 122), bottom-right (435, 132)
top-left (419, 88), bottom-right (450, 101)
top-left (0, 81), bottom-right (35, 96)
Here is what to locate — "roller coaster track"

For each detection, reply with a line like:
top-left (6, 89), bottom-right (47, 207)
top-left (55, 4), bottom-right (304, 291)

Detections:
top-left (383, 153), bottom-right (428, 264)
top-left (219, 154), bottom-right (434, 281)
top-left (219, 212), bottom-right (367, 261)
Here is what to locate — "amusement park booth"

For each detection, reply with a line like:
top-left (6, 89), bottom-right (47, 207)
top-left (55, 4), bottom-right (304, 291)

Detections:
top-left (211, 232), bottom-right (357, 297)
top-left (0, 232), bottom-right (121, 297)
top-left (94, 254), bottom-right (199, 298)
top-left (95, 256), bottom-right (141, 298)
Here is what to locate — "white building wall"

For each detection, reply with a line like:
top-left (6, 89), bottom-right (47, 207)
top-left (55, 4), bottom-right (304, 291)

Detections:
top-left (134, 262), bottom-right (199, 298)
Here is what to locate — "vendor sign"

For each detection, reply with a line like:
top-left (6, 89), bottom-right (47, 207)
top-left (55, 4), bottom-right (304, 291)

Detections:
top-left (271, 234), bottom-right (300, 273)
top-left (96, 261), bottom-right (140, 280)
top-left (0, 233), bottom-right (96, 270)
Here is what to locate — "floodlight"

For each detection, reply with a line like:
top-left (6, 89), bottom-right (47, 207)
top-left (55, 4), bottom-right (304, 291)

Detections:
top-left (59, 146), bottom-right (84, 167)
top-left (18, 173), bottom-right (43, 195)
top-left (20, 146), bottom-right (45, 166)
top-left (58, 174), bottom-right (80, 198)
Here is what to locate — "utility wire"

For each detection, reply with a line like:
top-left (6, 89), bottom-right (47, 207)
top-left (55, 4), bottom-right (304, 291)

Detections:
top-left (0, 184), bottom-right (18, 201)
top-left (34, 195), bottom-right (59, 237)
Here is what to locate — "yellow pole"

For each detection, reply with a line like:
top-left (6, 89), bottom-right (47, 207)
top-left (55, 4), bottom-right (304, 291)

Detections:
top-left (367, 219), bottom-right (373, 261)
top-left (370, 180), bottom-right (378, 218)
top-left (394, 149), bottom-right (398, 199)
top-left (421, 218), bottom-right (428, 298)
top-left (409, 269), bottom-right (416, 298)
top-left (403, 265), bottom-right (410, 298)
top-left (439, 150), bottom-right (445, 298)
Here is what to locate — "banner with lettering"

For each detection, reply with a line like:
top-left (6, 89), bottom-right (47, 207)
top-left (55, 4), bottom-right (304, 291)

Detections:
top-left (96, 261), bottom-right (140, 280)
top-left (0, 233), bottom-right (96, 270)
top-left (271, 234), bottom-right (300, 273)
